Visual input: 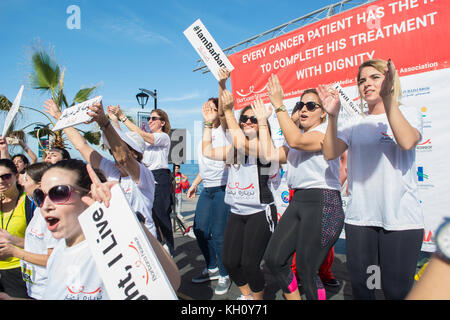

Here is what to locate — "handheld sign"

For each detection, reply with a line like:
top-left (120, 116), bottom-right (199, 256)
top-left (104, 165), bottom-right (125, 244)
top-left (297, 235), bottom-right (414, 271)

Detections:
top-left (78, 184), bottom-right (178, 300)
top-left (2, 85), bottom-right (24, 138)
top-left (184, 19), bottom-right (234, 81)
top-left (52, 96), bottom-right (102, 131)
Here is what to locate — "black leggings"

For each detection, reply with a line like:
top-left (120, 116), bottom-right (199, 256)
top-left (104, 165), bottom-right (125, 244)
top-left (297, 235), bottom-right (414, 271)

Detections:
top-left (222, 205), bottom-right (277, 293)
top-left (264, 189), bottom-right (344, 300)
top-left (344, 223), bottom-right (423, 300)
top-left (151, 169), bottom-right (174, 255)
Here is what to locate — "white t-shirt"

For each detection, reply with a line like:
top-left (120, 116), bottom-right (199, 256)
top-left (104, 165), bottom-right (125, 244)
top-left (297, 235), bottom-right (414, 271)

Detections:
top-left (286, 123), bottom-right (342, 191)
top-left (142, 132), bottom-right (170, 170)
top-left (43, 240), bottom-right (109, 300)
top-left (100, 158), bottom-right (157, 237)
top-left (225, 156), bottom-right (277, 215)
top-left (21, 208), bottom-right (60, 300)
top-left (197, 126), bottom-right (229, 188)
top-left (339, 105), bottom-right (424, 230)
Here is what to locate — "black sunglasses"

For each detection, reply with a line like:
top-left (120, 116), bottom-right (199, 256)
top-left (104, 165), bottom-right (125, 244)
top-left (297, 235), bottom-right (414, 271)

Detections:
top-left (149, 116), bottom-right (162, 121)
top-left (239, 115), bottom-right (258, 124)
top-left (295, 101), bottom-right (322, 112)
top-left (33, 185), bottom-right (89, 208)
top-left (0, 173), bottom-right (13, 181)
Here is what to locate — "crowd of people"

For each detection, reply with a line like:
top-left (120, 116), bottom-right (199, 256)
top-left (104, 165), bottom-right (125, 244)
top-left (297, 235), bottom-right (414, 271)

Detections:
top-left (0, 58), bottom-right (449, 300)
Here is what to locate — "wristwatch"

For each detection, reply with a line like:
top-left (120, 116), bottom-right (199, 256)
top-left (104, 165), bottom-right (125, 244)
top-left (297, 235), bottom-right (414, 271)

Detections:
top-left (435, 218), bottom-right (450, 263)
top-left (275, 105), bottom-right (287, 113)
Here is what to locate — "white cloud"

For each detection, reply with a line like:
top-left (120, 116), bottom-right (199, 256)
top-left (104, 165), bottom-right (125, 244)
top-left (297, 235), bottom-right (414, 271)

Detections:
top-left (100, 11), bottom-right (172, 45)
top-left (160, 92), bottom-right (201, 102)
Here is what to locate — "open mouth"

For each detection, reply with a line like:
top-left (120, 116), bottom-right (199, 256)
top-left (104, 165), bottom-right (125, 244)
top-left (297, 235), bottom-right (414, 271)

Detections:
top-left (300, 114), bottom-right (309, 120)
top-left (45, 216), bottom-right (60, 231)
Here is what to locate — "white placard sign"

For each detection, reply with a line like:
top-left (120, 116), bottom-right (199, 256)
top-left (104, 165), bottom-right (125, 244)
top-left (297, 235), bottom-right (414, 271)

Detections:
top-left (184, 18), bottom-right (234, 81)
top-left (78, 184), bottom-right (178, 300)
top-left (2, 85), bottom-right (24, 138)
top-left (52, 96), bottom-right (102, 131)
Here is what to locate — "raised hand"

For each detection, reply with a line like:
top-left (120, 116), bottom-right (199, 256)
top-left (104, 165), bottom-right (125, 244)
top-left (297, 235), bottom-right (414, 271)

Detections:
top-left (218, 67), bottom-right (231, 84)
top-left (106, 105), bottom-right (121, 121)
top-left (317, 84), bottom-right (341, 117)
top-left (87, 100), bottom-right (108, 126)
top-left (380, 58), bottom-right (396, 99)
top-left (266, 74), bottom-right (284, 108)
top-left (43, 99), bottom-right (62, 120)
top-left (85, 164), bottom-right (118, 208)
top-left (220, 89), bottom-right (235, 112)
top-left (251, 98), bottom-right (272, 123)
top-left (202, 100), bottom-right (218, 123)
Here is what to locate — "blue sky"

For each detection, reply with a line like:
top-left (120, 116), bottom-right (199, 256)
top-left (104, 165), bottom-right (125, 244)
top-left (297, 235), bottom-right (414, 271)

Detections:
top-left (1, 0), bottom-right (348, 161)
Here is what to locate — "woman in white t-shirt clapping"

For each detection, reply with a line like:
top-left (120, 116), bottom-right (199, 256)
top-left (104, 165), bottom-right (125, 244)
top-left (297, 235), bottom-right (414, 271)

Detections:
top-left (258, 75), bottom-right (344, 300)
top-left (202, 90), bottom-right (278, 300)
top-left (321, 58), bottom-right (424, 300)
top-left (109, 106), bottom-right (175, 256)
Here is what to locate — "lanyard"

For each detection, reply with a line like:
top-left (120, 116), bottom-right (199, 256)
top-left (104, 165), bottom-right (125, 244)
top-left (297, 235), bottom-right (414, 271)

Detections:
top-left (0, 196), bottom-right (20, 232)
top-left (1, 207), bottom-right (16, 231)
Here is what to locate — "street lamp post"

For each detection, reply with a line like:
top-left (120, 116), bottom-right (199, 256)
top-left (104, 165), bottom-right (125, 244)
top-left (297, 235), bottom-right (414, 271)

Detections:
top-left (136, 88), bottom-right (157, 110)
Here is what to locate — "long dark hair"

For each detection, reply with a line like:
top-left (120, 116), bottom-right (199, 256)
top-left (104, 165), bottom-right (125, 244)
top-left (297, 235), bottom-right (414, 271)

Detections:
top-left (0, 158), bottom-right (23, 194)
top-left (25, 162), bottom-right (51, 183)
top-left (48, 159), bottom-right (92, 190)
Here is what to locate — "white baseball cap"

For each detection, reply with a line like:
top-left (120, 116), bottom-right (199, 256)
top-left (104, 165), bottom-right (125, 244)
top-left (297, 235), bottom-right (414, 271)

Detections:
top-left (101, 126), bottom-right (146, 154)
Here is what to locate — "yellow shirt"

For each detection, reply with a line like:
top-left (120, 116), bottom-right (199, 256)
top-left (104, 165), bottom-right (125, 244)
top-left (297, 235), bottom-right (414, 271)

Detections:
top-left (0, 193), bottom-right (27, 270)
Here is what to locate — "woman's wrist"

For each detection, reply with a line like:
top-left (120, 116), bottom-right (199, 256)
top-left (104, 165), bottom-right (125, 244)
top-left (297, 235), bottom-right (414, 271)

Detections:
top-left (99, 120), bottom-right (111, 130)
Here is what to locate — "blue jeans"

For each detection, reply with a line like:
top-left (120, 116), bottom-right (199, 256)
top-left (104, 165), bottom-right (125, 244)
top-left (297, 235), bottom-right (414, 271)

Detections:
top-left (193, 185), bottom-right (230, 277)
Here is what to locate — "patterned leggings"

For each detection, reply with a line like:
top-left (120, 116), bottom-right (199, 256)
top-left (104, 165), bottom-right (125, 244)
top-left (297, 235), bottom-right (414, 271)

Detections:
top-left (264, 188), bottom-right (344, 299)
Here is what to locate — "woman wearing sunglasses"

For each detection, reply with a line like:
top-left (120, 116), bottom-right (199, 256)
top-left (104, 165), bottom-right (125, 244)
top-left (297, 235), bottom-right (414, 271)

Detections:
top-left (108, 106), bottom-right (175, 256)
top-left (258, 74), bottom-right (344, 300)
top-left (321, 59), bottom-right (423, 300)
top-left (0, 159), bottom-right (30, 298)
top-left (43, 99), bottom-right (157, 240)
top-left (202, 89), bottom-right (278, 300)
top-left (20, 159), bottom-right (108, 300)
top-left (0, 162), bottom-right (59, 299)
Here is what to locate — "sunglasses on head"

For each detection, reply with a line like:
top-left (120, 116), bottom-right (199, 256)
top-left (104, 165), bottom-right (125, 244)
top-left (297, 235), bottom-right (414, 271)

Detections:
top-left (149, 116), bottom-right (162, 121)
top-left (33, 185), bottom-right (89, 208)
top-left (239, 115), bottom-right (258, 124)
top-left (295, 101), bottom-right (322, 112)
top-left (0, 173), bottom-right (13, 181)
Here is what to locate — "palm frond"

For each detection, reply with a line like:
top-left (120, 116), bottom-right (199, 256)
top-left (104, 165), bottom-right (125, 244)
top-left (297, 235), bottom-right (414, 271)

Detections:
top-left (71, 86), bottom-right (98, 105)
top-left (27, 125), bottom-right (55, 139)
top-left (30, 50), bottom-right (60, 93)
top-left (54, 68), bottom-right (66, 108)
top-left (83, 130), bottom-right (101, 145)
top-left (0, 95), bottom-right (12, 111)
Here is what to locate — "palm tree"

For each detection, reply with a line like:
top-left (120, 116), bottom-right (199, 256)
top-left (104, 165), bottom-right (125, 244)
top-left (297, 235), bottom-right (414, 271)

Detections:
top-left (29, 49), bottom-right (100, 149)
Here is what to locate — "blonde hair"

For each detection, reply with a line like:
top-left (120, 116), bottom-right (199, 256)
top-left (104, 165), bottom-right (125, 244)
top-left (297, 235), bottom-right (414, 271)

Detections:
top-left (357, 59), bottom-right (402, 113)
